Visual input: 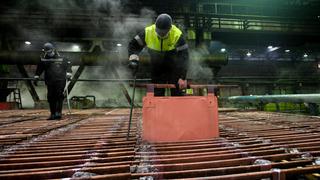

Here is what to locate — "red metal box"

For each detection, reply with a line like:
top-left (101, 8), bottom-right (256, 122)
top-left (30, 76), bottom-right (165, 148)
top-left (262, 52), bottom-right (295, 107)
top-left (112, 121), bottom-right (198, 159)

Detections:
top-left (142, 86), bottom-right (219, 142)
top-left (0, 102), bottom-right (17, 110)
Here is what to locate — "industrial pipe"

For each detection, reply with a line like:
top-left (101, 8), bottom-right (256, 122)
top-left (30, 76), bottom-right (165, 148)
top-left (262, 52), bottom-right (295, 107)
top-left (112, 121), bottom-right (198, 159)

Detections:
top-left (228, 94), bottom-right (320, 104)
top-left (135, 83), bottom-right (237, 89)
top-left (0, 77), bottom-right (151, 82)
top-left (0, 51), bottom-right (120, 65)
top-left (0, 51), bottom-right (228, 66)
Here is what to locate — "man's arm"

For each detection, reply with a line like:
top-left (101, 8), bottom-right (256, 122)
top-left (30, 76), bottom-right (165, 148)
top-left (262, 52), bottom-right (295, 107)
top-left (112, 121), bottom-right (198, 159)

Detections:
top-left (128, 31), bottom-right (146, 58)
top-left (33, 59), bottom-right (45, 86)
top-left (35, 60), bottom-right (45, 77)
top-left (128, 31), bottom-right (146, 74)
top-left (175, 35), bottom-right (189, 80)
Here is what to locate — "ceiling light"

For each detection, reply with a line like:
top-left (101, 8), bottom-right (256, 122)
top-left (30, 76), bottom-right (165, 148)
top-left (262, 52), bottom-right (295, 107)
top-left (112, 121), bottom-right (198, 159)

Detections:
top-left (303, 53), bottom-right (308, 58)
top-left (116, 43), bottom-right (122, 47)
top-left (285, 49), bottom-right (290, 53)
top-left (72, 45), bottom-right (80, 51)
top-left (268, 46), bottom-right (280, 52)
top-left (246, 52), bottom-right (251, 57)
top-left (220, 48), bottom-right (226, 52)
top-left (25, 41), bottom-right (31, 45)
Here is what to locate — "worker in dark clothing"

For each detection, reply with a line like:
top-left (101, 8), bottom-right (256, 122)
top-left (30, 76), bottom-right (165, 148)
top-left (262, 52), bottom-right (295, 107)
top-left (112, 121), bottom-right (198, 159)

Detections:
top-left (128, 13), bottom-right (189, 96)
top-left (34, 43), bottom-right (72, 120)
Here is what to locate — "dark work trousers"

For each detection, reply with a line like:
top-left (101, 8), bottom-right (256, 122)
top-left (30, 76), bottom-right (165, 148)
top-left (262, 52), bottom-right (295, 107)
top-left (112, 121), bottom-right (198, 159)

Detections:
top-left (151, 70), bottom-right (183, 96)
top-left (152, 78), bottom-right (182, 96)
top-left (47, 80), bottom-right (66, 115)
top-left (150, 55), bottom-right (185, 97)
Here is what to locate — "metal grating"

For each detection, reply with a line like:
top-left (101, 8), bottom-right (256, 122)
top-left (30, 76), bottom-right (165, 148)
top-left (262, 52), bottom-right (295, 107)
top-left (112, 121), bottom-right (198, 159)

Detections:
top-left (0, 109), bottom-right (320, 179)
top-left (0, 109), bottom-right (138, 179)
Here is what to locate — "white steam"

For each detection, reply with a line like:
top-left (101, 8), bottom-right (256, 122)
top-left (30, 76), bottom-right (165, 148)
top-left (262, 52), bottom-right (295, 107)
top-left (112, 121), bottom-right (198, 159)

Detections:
top-left (188, 46), bottom-right (214, 83)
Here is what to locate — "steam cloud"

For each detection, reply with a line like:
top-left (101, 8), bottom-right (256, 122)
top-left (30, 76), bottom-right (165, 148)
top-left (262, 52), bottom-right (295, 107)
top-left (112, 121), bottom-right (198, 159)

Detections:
top-left (6, 0), bottom-right (155, 108)
top-left (188, 47), bottom-right (214, 83)
top-left (3, 0), bottom-right (216, 108)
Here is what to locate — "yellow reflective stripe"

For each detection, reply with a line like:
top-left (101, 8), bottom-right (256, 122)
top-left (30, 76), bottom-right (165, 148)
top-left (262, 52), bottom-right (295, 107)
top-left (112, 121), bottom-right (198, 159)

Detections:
top-left (145, 24), bottom-right (182, 51)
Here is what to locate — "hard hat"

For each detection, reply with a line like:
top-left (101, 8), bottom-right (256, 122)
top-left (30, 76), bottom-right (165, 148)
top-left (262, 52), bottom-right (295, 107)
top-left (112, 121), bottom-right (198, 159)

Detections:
top-left (155, 14), bottom-right (172, 38)
top-left (42, 42), bottom-right (55, 58)
top-left (43, 42), bottom-right (55, 53)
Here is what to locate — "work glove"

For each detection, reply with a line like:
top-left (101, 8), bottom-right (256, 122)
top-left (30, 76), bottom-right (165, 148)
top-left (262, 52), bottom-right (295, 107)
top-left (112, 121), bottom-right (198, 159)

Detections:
top-left (128, 54), bottom-right (139, 75)
top-left (178, 78), bottom-right (187, 90)
top-left (33, 75), bottom-right (39, 86)
top-left (66, 72), bottom-right (72, 80)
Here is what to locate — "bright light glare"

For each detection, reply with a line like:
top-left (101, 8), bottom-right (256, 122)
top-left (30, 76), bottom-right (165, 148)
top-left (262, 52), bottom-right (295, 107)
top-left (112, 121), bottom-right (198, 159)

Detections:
top-left (268, 46), bottom-right (280, 52)
top-left (25, 41), bottom-right (31, 45)
top-left (116, 43), bottom-right (122, 47)
top-left (72, 45), bottom-right (80, 51)
top-left (220, 48), bottom-right (226, 52)
top-left (246, 52), bottom-right (251, 57)
top-left (285, 49), bottom-right (290, 53)
top-left (303, 53), bottom-right (308, 58)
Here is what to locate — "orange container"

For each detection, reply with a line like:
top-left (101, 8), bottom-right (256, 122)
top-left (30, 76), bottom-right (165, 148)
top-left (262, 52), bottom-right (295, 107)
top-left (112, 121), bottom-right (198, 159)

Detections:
top-left (0, 102), bottom-right (16, 110)
top-left (142, 85), bottom-right (219, 142)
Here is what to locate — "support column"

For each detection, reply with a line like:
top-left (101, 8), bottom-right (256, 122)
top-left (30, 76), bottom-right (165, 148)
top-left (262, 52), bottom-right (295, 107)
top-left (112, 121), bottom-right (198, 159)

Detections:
top-left (67, 64), bottom-right (85, 94)
top-left (17, 65), bottom-right (40, 102)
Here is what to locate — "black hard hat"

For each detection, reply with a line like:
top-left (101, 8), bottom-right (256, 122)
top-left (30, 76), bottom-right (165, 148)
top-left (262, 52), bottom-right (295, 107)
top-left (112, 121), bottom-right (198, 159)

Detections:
top-left (155, 14), bottom-right (172, 38)
top-left (43, 42), bottom-right (54, 53)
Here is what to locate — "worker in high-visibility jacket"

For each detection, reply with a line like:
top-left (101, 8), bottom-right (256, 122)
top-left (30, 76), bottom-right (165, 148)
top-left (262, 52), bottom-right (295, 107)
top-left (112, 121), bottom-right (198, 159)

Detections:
top-left (128, 13), bottom-right (189, 96)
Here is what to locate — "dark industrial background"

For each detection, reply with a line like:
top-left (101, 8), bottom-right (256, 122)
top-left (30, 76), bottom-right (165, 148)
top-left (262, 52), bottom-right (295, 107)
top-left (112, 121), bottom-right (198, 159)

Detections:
top-left (1, 1), bottom-right (320, 179)
top-left (1, 0), bottom-right (320, 109)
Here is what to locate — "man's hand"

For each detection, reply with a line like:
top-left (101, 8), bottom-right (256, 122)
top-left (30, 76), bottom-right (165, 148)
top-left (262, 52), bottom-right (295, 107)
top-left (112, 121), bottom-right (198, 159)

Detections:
top-left (33, 75), bottom-right (40, 86)
top-left (128, 60), bottom-right (139, 70)
top-left (178, 78), bottom-right (187, 89)
top-left (66, 72), bottom-right (72, 80)
top-left (128, 54), bottom-right (139, 75)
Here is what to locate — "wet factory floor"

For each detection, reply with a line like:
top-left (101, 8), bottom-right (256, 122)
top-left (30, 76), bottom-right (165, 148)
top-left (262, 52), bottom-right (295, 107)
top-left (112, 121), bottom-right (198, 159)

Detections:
top-left (0, 109), bottom-right (320, 179)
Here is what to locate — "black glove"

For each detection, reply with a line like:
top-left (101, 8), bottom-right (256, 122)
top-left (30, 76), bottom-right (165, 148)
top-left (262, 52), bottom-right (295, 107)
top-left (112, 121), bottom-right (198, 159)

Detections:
top-left (128, 60), bottom-right (139, 75)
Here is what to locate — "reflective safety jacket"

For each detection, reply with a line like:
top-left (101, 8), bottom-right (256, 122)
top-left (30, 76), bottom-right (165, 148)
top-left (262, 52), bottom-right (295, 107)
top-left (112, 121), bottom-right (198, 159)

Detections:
top-left (145, 24), bottom-right (182, 52)
top-left (128, 24), bottom-right (189, 80)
